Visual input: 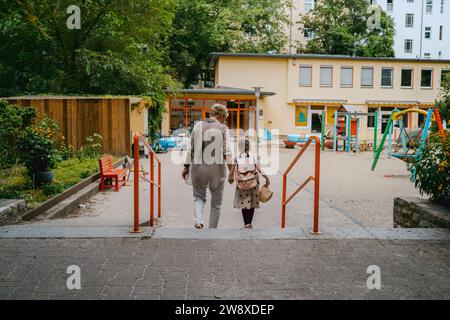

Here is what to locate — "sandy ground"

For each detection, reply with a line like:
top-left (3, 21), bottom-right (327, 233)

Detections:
top-left (277, 146), bottom-right (424, 228)
top-left (27, 142), bottom-right (424, 229)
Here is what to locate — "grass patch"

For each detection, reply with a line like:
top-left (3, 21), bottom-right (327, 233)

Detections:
top-left (0, 157), bottom-right (117, 209)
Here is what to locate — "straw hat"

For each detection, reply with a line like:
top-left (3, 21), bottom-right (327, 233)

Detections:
top-left (259, 185), bottom-right (273, 203)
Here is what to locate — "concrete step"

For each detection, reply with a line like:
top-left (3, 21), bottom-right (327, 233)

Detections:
top-left (0, 199), bottom-right (27, 225)
top-left (0, 225), bottom-right (448, 240)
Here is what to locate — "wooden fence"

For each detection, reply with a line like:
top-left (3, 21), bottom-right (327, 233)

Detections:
top-left (4, 97), bottom-right (135, 156)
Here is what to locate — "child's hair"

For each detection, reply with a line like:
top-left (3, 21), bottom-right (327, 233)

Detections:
top-left (239, 137), bottom-right (251, 156)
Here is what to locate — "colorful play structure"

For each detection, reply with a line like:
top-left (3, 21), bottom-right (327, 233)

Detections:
top-left (331, 107), bottom-right (378, 153)
top-left (371, 108), bottom-right (446, 172)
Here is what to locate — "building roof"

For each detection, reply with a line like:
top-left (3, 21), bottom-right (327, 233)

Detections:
top-left (210, 52), bottom-right (450, 64)
top-left (165, 86), bottom-right (276, 97)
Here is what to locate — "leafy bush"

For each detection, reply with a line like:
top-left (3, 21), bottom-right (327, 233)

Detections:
top-left (17, 117), bottom-right (62, 175)
top-left (0, 101), bottom-right (37, 169)
top-left (78, 134), bottom-right (103, 160)
top-left (407, 132), bottom-right (450, 203)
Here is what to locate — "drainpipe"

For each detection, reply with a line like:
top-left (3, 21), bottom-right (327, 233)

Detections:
top-left (419, 0), bottom-right (425, 58)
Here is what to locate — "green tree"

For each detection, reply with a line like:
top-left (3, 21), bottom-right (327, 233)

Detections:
top-left (169, 0), bottom-right (290, 87)
top-left (436, 72), bottom-right (450, 124)
top-left (297, 0), bottom-right (395, 57)
top-left (0, 0), bottom-right (177, 97)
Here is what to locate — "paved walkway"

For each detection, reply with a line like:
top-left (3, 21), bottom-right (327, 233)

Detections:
top-left (1, 237), bottom-right (449, 300)
top-left (29, 147), bottom-right (369, 231)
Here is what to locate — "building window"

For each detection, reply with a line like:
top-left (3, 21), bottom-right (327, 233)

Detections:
top-left (439, 26), bottom-right (443, 40)
top-left (441, 69), bottom-right (450, 87)
top-left (405, 14), bottom-right (414, 27)
top-left (305, 0), bottom-right (315, 12)
top-left (340, 67), bottom-right (353, 87)
top-left (387, 0), bottom-right (393, 12)
top-left (404, 39), bottom-right (413, 53)
top-left (367, 107), bottom-right (378, 128)
top-left (361, 67), bottom-right (374, 88)
top-left (407, 0), bottom-right (414, 3)
top-left (304, 28), bottom-right (314, 39)
top-left (299, 65), bottom-right (312, 87)
top-left (401, 69), bottom-right (413, 88)
top-left (425, 26), bottom-right (432, 39)
top-left (441, 0), bottom-right (444, 13)
top-left (421, 69), bottom-right (433, 88)
top-left (381, 68), bottom-right (393, 87)
top-left (426, 0), bottom-right (433, 13)
top-left (320, 66), bottom-right (333, 87)
top-left (424, 53), bottom-right (431, 58)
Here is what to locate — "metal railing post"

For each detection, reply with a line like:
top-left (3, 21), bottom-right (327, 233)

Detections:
top-left (282, 175), bottom-right (287, 228)
top-left (313, 137), bottom-right (320, 234)
top-left (132, 133), bottom-right (141, 233)
top-left (158, 162), bottom-right (161, 218)
top-left (150, 150), bottom-right (155, 227)
top-left (281, 136), bottom-right (321, 233)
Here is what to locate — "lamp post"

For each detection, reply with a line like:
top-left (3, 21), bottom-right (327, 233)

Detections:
top-left (252, 87), bottom-right (262, 155)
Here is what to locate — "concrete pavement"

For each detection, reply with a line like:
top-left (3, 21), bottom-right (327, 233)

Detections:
top-left (1, 237), bottom-right (449, 300)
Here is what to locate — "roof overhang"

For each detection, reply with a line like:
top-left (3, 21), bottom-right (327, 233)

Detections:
top-left (366, 100), bottom-right (421, 107)
top-left (210, 52), bottom-right (450, 64)
top-left (292, 99), bottom-right (347, 106)
top-left (165, 86), bottom-right (276, 97)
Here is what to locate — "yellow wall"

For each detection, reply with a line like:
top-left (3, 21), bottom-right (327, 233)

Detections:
top-left (216, 56), bottom-right (449, 139)
top-left (130, 101), bottom-right (148, 135)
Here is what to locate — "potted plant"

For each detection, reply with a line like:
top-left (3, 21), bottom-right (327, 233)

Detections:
top-left (407, 131), bottom-right (450, 208)
top-left (18, 119), bottom-right (61, 186)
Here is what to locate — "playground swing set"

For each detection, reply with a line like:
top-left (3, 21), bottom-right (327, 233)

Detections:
top-left (371, 108), bottom-right (446, 172)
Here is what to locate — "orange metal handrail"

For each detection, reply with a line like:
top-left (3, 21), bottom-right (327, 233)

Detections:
top-left (281, 136), bottom-right (320, 234)
top-left (132, 133), bottom-right (162, 232)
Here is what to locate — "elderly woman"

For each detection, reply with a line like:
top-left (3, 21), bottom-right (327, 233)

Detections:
top-left (182, 104), bottom-right (233, 229)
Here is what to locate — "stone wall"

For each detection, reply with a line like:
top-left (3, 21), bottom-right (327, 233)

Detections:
top-left (0, 199), bottom-right (27, 226)
top-left (394, 197), bottom-right (450, 228)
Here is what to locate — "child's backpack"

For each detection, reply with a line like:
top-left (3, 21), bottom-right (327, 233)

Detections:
top-left (234, 155), bottom-right (259, 191)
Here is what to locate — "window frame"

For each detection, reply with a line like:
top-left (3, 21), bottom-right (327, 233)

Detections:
top-left (319, 65), bottom-right (333, 87)
top-left (404, 39), bottom-right (413, 53)
top-left (340, 66), bottom-right (354, 88)
top-left (299, 65), bottom-right (313, 87)
top-left (361, 66), bottom-right (374, 88)
top-left (401, 68), bottom-right (414, 89)
top-left (424, 26), bottom-right (432, 39)
top-left (426, 0), bottom-right (433, 14)
top-left (420, 68), bottom-right (433, 89)
top-left (381, 67), bottom-right (394, 88)
top-left (405, 13), bottom-right (414, 28)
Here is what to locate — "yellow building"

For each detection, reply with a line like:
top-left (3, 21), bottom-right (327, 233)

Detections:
top-left (164, 53), bottom-right (450, 141)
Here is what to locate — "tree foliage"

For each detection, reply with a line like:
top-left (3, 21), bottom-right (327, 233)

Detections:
top-left (0, 0), bottom-right (177, 98)
top-left (169, 0), bottom-right (290, 87)
top-left (297, 0), bottom-right (395, 57)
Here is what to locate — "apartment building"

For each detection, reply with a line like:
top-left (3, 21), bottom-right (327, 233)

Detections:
top-left (287, 0), bottom-right (450, 59)
top-left (162, 53), bottom-right (449, 141)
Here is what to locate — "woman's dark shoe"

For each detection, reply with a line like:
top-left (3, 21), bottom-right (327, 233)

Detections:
top-left (195, 224), bottom-right (204, 229)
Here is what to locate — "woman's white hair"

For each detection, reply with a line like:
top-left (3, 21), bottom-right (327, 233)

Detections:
top-left (210, 103), bottom-right (229, 118)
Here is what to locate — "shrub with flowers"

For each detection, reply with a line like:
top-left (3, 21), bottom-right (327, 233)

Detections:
top-left (407, 131), bottom-right (450, 206)
top-left (17, 117), bottom-right (62, 175)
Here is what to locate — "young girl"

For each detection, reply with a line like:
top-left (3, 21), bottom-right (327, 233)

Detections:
top-left (228, 138), bottom-right (270, 229)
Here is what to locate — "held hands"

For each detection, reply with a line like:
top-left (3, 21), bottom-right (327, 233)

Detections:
top-left (228, 173), bottom-right (234, 185)
top-left (182, 166), bottom-right (189, 180)
top-left (264, 177), bottom-right (270, 187)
